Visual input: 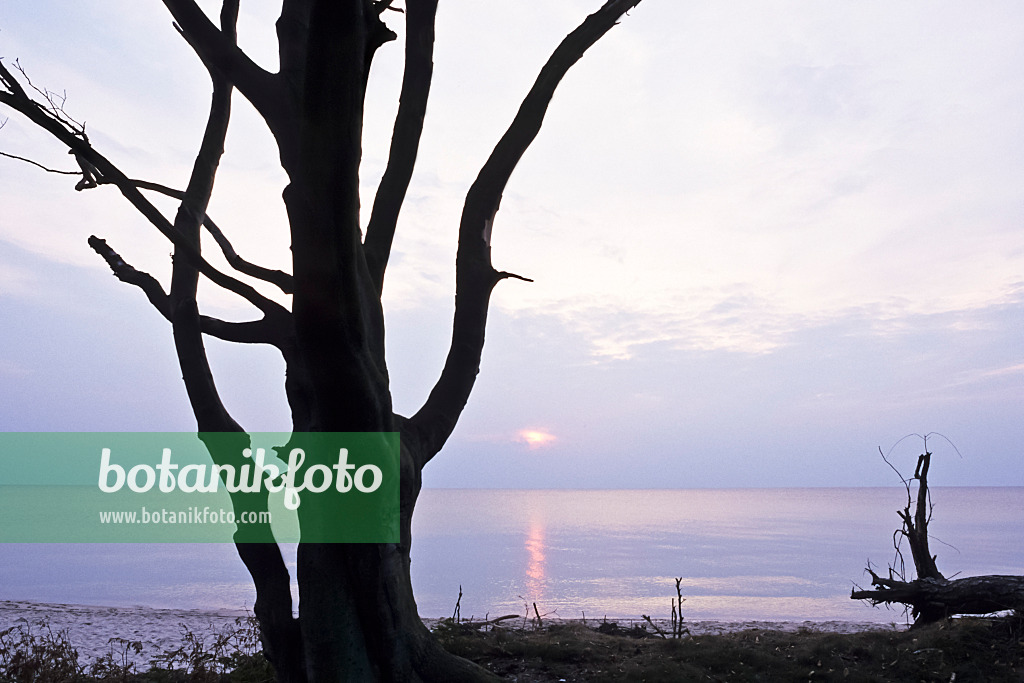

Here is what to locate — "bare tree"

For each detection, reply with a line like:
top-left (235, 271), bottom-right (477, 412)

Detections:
top-left (0, 1), bottom-right (643, 680)
top-left (852, 438), bottom-right (1024, 626)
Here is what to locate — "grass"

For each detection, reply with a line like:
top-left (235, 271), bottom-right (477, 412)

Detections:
top-left (0, 616), bottom-right (273, 683)
top-left (436, 614), bottom-right (1024, 682)
top-left (2, 612), bottom-right (1021, 681)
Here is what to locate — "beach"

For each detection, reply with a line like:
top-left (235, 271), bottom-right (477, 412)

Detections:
top-left (1, 599), bottom-right (900, 667)
top-left (0, 600), bottom-right (250, 668)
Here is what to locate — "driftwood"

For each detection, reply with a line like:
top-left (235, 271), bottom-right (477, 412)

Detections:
top-left (852, 572), bottom-right (1024, 623)
top-left (440, 614), bottom-right (521, 633)
top-left (852, 441), bottom-right (1024, 624)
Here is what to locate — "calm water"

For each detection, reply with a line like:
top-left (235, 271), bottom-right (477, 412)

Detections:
top-left (1, 488), bottom-right (1021, 623)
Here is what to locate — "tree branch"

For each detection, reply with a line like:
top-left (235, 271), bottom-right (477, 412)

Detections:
top-left (364, 0), bottom-right (438, 295)
top-left (166, 0), bottom-right (248, 434)
top-left (0, 59), bottom-right (86, 141)
top-left (0, 150), bottom-right (79, 175)
top-left (0, 147), bottom-right (294, 294)
top-left (0, 59), bottom-right (29, 100)
top-left (161, 8), bottom-right (302, 673)
top-left (4, 58), bottom-right (88, 134)
top-left (88, 235), bottom-right (281, 345)
top-left (88, 236), bottom-right (171, 317)
top-left (467, 0), bottom-right (641, 227)
top-left (160, 0), bottom-right (284, 129)
top-left (201, 216), bottom-right (296, 294)
top-left (372, 0), bottom-right (401, 16)
top-left (119, 160), bottom-right (288, 318)
top-left (102, 176), bottom-right (296, 294)
top-left (1, 64), bottom-right (288, 320)
top-left (407, 0), bottom-right (642, 465)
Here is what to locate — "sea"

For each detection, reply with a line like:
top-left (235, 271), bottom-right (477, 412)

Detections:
top-left (1, 487), bottom-right (1021, 628)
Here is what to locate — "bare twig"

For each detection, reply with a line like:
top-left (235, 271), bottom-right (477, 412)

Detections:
top-left (671, 577), bottom-right (689, 638)
top-left (0, 150), bottom-right (78, 174)
top-left (11, 59), bottom-right (87, 135)
top-left (451, 585), bottom-right (462, 623)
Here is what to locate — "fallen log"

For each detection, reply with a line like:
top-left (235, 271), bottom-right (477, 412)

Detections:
top-left (852, 571), bottom-right (1024, 623)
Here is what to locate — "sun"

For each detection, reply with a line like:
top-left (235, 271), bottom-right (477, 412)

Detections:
top-left (517, 429), bottom-right (557, 449)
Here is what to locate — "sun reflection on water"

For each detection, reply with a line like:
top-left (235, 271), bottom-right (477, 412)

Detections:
top-left (524, 515), bottom-right (546, 603)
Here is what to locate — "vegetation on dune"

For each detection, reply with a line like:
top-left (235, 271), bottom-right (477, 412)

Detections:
top-left (0, 616), bottom-right (273, 683)
top-left (2, 613), bottom-right (1022, 683)
top-left (439, 616), bottom-right (1024, 682)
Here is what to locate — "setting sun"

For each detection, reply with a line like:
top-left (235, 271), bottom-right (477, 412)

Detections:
top-left (517, 429), bottom-right (557, 449)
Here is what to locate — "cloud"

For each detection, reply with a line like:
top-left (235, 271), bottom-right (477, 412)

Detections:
top-left (982, 363), bottom-right (1024, 379)
top-left (422, 286), bottom-right (1023, 488)
top-left (3, 2), bottom-right (1022, 490)
top-left (0, 359), bottom-right (31, 377)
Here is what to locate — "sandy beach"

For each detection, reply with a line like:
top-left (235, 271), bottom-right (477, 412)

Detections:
top-left (0, 600), bottom-right (250, 667)
top-left (1, 599), bottom-right (902, 667)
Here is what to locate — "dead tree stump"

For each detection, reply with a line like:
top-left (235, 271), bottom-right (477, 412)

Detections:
top-left (852, 445), bottom-right (1024, 625)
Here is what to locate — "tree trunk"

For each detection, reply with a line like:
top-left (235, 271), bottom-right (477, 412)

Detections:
top-left (293, 441), bottom-right (499, 682)
top-left (852, 575), bottom-right (1024, 624)
top-left (0, 1), bottom-right (644, 680)
top-left (900, 451), bottom-right (943, 581)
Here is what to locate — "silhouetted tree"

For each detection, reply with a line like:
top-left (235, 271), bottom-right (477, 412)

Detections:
top-left (0, 1), bottom-right (643, 680)
top-left (852, 443), bottom-right (1024, 626)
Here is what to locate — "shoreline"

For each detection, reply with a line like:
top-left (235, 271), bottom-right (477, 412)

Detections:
top-left (1, 599), bottom-right (905, 666)
top-left (420, 616), bottom-right (904, 636)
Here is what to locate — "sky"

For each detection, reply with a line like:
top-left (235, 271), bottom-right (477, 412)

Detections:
top-left (0, 1), bottom-right (1022, 489)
